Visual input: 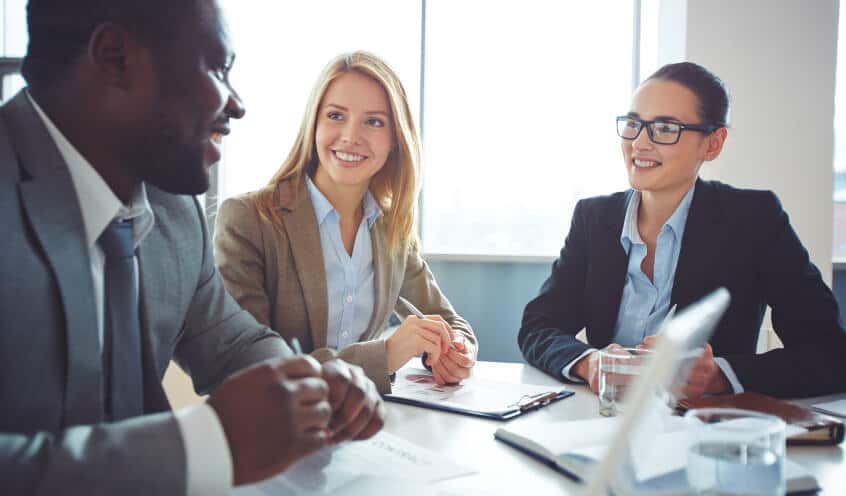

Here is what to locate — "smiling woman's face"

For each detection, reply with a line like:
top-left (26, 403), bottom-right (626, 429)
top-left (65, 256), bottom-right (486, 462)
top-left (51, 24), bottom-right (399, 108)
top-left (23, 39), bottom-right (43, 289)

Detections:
top-left (313, 71), bottom-right (395, 195)
top-left (622, 79), bottom-right (714, 197)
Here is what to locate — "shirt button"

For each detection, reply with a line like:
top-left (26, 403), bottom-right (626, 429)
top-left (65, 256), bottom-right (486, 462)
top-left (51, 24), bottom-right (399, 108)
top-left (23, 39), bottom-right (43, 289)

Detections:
top-left (346, 295), bottom-right (353, 304)
top-left (341, 331), bottom-right (349, 338)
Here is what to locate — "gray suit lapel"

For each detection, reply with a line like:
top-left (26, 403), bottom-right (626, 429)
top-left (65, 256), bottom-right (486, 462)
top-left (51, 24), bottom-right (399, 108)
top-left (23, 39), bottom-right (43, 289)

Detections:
top-left (281, 186), bottom-right (329, 349)
top-left (2, 91), bottom-right (103, 423)
top-left (136, 191), bottom-right (180, 412)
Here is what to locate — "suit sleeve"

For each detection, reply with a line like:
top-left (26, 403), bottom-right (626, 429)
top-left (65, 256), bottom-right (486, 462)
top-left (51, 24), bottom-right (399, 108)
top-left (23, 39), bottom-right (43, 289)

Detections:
top-left (519, 199), bottom-right (593, 380)
top-left (722, 192), bottom-right (846, 397)
top-left (175, 197), bottom-right (290, 396)
top-left (312, 341), bottom-right (392, 394)
top-left (0, 413), bottom-right (186, 495)
top-left (396, 241), bottom-right (477, 349)
top-left (214, 196), bottom-right (275, 328)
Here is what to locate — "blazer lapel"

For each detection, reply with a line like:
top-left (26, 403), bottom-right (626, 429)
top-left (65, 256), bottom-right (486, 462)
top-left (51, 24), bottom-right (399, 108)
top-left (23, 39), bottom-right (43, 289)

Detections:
top-left (136, 198), bottom-right (180, 413)
top-left (280, 180), bottom-right (329, 349)
top-left (363, 218), bottom-right (392, 339)
top-left (589, 191), bottom-right (631, 345)
top-left (3, 92), bottom-right (104, 424)
top-left (672, 179), bottom-right (727, 309)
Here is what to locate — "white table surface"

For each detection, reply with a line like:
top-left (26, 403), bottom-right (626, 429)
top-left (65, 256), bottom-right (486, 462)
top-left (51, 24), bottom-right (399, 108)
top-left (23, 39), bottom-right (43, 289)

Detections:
top-left (383, 360), bottom-right (845, 495)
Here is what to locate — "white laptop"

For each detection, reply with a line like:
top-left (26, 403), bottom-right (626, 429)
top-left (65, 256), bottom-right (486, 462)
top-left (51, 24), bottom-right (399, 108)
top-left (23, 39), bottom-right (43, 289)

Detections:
top-left (583, 287), bottom-right (731, 496)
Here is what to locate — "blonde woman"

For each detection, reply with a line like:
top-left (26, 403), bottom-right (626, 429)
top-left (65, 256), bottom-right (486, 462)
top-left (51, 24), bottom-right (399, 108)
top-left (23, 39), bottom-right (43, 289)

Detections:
top-left (214, 52), bottom-right (476, 393)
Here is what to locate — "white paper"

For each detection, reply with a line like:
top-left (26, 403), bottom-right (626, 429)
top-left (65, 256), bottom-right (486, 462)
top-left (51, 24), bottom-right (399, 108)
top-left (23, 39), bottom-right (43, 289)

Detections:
top-left (812, 398), bottom-right (846, 418)
top-left (627, 403), bottom-right (691, 482)
top-left (388, 368), bottom-right (566, 415)
top-left (232, 431), bottom-right (477, 496)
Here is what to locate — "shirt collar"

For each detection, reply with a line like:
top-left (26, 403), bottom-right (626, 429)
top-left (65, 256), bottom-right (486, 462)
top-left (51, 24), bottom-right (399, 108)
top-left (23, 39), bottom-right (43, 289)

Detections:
top-left (27, 91), bottom-right (155, 249)
top-left (306, 175), bottom-right (336, 225)
top-left (620, 182), bottom-right (697, 249)
top-left (362, 189), bottom-right (381, 229)
top-left (665, 182), bottom-right (697, 238)
top-left (306, 175), bottom-right (381, 228)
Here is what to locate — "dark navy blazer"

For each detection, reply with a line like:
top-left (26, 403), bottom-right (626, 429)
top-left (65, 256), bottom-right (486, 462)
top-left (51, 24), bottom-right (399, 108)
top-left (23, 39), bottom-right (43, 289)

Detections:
top-left (519, 178), bottom-right (846, 398)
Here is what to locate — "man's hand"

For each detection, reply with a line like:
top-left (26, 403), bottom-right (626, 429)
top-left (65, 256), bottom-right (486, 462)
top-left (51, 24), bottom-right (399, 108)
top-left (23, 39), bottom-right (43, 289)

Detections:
top-left (321, 359), bottom-right (385, 444)
top-left (208, 355), bottom-right (332, 486)
top-left (640, 336), bottom-right (730, 399)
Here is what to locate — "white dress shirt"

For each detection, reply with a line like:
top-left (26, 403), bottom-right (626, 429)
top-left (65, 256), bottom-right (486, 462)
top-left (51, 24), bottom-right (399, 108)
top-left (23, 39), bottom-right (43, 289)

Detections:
top-left (28, 93), bottom-right (233, 495)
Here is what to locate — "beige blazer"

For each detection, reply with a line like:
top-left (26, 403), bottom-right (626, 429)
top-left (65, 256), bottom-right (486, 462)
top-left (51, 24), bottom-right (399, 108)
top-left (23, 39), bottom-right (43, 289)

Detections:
top-left (214, 177), bottom-right (476, 393)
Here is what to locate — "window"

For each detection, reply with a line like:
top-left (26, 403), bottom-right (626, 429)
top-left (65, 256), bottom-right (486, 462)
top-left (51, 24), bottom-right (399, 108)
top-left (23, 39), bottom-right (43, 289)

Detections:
top-left (834, 3), bottom-right (846, 261)
top-left (1, 0), bottom-right (26, 102)
top-left (421, 1), bottom-right (636, 257)
top-left (218, 1), bottom-right (640, 258)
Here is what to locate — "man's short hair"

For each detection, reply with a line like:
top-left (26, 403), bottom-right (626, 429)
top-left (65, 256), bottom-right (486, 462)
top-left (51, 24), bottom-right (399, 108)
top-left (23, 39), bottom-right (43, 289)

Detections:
top-left (22, 0), bottom-right (197, 90)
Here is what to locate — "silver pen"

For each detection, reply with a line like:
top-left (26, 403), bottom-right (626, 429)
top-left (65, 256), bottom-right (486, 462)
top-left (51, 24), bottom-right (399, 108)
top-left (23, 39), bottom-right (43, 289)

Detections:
top-left (657, 304), bottom-right (678, 334)
top-left (398, 296), bottom-right (426, 319)
top-left (290, 337), bottom-right (303, 354)
top-left (397, 296), bottom-right (458, 351)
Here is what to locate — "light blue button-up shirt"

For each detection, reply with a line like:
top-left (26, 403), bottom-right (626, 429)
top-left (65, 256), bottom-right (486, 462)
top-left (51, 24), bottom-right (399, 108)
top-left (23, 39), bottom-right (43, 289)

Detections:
top-left (306, 177), bottom-right (380, 350)
top-left (613, 184), bottom-right (696, 345)
top-left (562, 183), bottom-right (743, 392)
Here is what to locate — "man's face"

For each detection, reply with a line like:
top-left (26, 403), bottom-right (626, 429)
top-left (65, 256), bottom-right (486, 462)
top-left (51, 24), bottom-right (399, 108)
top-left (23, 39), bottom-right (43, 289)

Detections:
top-left (126, 0), bottom-right (245, 195)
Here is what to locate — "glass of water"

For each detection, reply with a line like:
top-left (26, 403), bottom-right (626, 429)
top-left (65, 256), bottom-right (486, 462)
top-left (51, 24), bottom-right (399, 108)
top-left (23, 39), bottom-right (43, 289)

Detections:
top-left (684, 408), bottom-right (786, 496)
top-left (597, 346), bottom-right (651, 417)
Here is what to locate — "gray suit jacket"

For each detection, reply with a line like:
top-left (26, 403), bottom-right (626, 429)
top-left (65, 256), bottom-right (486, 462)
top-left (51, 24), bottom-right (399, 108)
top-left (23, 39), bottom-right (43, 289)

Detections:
top-left (214, 177), bottom-right (476, 393)
top-left (0, 91), bottom-right (290, 495)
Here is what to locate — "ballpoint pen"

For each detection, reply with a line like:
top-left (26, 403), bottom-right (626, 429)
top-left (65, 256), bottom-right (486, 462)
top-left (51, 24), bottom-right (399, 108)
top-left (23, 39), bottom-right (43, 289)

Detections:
top-left (290, 336), bottom-right (303, 354)
top-left (397, 296), bottom-right (458, 351)
top-left (660, 304), bottom-right (678, 332)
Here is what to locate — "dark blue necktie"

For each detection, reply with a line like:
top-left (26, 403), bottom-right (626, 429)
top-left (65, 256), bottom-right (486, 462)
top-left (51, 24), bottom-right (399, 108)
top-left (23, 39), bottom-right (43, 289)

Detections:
top-left (99, 219), bottom-right (143, 421)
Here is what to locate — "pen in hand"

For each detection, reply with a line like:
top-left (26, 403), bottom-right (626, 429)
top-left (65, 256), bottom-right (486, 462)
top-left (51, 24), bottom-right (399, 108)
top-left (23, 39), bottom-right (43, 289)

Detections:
top-left (397, 296), bottom-right (458, 351)
top-left (290, 337), bottom-right (303, 355)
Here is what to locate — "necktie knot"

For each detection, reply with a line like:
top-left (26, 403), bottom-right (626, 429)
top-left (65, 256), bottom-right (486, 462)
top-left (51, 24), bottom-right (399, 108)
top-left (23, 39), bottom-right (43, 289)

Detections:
top-left (99, 220), bottom-right (134, 260)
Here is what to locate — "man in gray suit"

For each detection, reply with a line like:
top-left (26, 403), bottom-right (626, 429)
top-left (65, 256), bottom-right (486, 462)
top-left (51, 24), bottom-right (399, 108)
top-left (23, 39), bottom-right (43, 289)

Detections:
top-left (0, 1), bottom-right (385, 494)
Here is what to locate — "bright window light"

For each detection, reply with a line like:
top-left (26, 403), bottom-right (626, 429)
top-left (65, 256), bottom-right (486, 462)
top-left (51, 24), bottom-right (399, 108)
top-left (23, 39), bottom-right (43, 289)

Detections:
top-left (421, 1), bottom-right (634, 257)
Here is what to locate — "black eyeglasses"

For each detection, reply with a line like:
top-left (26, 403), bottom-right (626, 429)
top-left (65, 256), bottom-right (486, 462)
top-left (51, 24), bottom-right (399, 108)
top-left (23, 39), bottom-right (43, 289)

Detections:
top-left (616, 115), bottom-right (719, 145)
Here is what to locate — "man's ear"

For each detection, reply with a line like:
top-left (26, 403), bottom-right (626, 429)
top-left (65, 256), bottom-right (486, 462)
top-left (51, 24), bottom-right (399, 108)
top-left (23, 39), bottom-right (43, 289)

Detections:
top-left (87, 23), bottom-right (146, 90)
top-left (704, 127), bottom-right (728, 161)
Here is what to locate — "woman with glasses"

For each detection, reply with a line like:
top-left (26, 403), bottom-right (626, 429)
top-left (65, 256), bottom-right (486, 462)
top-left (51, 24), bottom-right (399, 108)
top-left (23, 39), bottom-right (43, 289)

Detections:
top-left (519, 62), bottom-right (846, 399)
top-left (214, 52), bottom-right (476, 394)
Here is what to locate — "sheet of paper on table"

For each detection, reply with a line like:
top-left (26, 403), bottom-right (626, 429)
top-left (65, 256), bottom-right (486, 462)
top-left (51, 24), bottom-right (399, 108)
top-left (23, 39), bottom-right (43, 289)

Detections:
top-left (231, 431), bottom-right (478, 496)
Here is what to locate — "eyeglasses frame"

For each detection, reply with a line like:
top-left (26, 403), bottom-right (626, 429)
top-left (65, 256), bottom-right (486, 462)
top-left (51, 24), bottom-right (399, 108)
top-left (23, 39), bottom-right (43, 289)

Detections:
top-left (616, 115), bottom-right (720, 145)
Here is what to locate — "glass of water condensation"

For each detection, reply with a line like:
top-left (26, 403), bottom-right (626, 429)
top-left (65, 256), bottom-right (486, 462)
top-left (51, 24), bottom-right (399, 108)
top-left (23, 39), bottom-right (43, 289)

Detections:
top-left (597, 346), bottom-right (651, 417)
top-left (685, 408), bottom-right (786, 496)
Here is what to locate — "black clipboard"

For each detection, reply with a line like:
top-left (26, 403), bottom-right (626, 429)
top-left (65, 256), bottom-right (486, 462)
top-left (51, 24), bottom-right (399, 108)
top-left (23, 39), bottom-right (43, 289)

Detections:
top-left (385, 389), bottom-right (573, 420)
top-left (384, 368), bottom-right (573, 420)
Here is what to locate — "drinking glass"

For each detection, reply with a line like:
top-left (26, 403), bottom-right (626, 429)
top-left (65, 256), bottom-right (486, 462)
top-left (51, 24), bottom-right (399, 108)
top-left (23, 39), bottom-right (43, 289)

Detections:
top-left (685, 408), bottom-right (786, 496)
top-left (597, 346), bottom-right (651, 417)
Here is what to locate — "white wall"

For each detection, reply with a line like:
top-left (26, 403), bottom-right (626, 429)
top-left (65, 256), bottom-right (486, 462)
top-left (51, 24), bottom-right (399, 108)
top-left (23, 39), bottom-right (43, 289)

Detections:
top-left (663, 0), bottom-right (839, 284)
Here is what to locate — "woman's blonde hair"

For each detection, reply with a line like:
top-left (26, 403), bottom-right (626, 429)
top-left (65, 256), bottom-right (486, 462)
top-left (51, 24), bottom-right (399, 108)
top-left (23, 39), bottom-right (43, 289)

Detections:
top-left (255, 51), bottom-right (421, 254)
